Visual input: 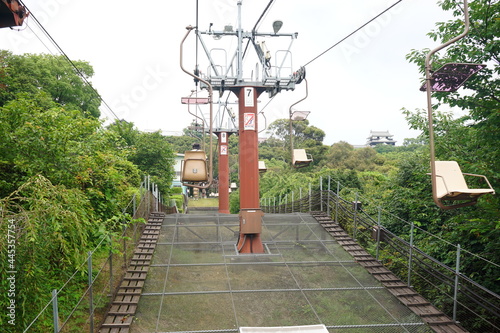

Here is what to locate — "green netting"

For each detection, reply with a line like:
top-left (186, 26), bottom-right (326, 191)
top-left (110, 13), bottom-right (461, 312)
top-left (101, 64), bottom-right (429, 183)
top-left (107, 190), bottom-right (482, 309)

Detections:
top-left (130, 213), bottom-right (432, 333)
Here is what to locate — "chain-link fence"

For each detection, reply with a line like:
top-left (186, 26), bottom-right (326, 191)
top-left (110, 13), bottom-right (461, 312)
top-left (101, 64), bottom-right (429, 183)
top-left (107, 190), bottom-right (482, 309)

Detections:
top-left (21, 178), bottom-right (171, 333)
top-left (261, 178), bottom-right (500, 332)
top-left (130, 213), bottom-right (432, 333)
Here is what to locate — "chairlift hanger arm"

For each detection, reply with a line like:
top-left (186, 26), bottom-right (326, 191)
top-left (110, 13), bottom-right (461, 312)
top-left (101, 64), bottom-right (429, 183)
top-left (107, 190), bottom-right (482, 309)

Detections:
top-left (289, 78), bottom-right (308, 166)
top-left (424, 0), bottom-right (474, 209)
top-left (289, 77), bottom-right (308, 115)
top-left (180, 26), bottom-right (214, 189)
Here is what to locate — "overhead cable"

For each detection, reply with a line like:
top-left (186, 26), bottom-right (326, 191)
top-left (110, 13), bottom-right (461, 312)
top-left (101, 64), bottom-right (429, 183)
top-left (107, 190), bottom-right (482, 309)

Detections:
top-left (303, 0), bottom-right (404, 67)
top-left (18, 0), bottom-right (120, 121)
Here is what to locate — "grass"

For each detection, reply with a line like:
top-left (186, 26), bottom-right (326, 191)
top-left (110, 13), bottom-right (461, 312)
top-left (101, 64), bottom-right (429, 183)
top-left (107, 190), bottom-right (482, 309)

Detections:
top-left (129, 214), bottom-right (432, 333)
top-left (187, 198), bottom-right (219, 207)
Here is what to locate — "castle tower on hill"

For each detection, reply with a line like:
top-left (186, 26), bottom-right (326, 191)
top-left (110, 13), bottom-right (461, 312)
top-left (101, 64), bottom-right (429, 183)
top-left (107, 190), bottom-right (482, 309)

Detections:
top-left (366, 130), bottom-right (396, 146)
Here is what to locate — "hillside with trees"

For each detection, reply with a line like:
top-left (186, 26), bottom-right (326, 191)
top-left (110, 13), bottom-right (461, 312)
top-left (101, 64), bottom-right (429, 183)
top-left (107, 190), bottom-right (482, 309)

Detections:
top-left (252, 0), bottom-right (499, 311)
top-left (0, 0), bottom-right (498, 331)
top-left (0, 51), bottom-right (175, 331)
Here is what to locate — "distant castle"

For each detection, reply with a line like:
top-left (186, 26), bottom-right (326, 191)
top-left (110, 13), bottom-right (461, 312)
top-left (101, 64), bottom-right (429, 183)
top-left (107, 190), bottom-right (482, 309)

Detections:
top-left (366, 130), bottom-right (396, 146)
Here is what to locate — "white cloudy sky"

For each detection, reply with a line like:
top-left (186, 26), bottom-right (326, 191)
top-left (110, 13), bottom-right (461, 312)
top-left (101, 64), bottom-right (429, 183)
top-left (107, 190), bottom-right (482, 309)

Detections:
top-left (0, 0), bottom-right (456, 145)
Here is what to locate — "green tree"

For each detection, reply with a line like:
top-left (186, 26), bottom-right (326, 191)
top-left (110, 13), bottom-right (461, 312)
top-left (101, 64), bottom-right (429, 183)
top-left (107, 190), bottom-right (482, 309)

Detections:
top-left (0, 50), bottom-right (100, 117)
top-left (259, 137), bottom-right (287, 162)
top-left (379, 3), bottom-right (500, 327)
top-left (265, 118), bottom-right (326, 166)
top-left (266, 118), bottom-right (325, 148)
top-left (0, 176), bottom-right (97, 330)
top-left (0, 52), bottom-right (148, 332)
top-left (406, 0), bottom-right (499, 182)
top-left (0, 92), bottom-right (142, 220)
top-left (128, 131), bottom-right (175, 195)
top-left (0, 92), bottom-right (98, 194)
top-left (164, 135), bottom-right (198, 154)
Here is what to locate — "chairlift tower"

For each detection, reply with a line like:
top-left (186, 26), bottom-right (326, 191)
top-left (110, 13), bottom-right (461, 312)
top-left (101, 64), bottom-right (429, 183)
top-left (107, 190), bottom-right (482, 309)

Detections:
top-left (182, 0), bottom-right (305, 253)
top-left (213, 99), bottom-right (238, 214)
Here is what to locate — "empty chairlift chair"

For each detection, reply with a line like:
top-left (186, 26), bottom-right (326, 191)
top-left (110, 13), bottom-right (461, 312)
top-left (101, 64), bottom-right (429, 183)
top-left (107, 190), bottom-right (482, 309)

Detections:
top-left (181, 150), bottom-right (209, 184)
top-left (258, 161), bottom-right (267, 174)
top-left (432, 161), bottom-right (495, 209)
top-left (293, 149), bottom-right (313, 168)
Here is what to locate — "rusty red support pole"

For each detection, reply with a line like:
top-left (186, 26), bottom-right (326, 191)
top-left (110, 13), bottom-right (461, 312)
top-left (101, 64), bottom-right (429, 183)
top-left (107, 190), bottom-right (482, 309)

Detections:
top-left (235, 86), bottom-right (264, 254)
top-left (216, 131), bottom-right (231, 214)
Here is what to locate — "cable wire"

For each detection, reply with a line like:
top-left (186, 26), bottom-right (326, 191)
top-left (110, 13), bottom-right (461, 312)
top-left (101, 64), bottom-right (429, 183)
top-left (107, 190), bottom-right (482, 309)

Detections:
top-left (303, 0), bottom-right (404, 67)
top-left (18, 0), bottom-right (120, 122)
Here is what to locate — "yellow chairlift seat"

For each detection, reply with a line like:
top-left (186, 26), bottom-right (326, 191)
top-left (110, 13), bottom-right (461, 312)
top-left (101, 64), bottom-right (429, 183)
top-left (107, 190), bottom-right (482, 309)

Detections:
top-left (258, 161), bottom-right (267, 174)
top-left (181, 150), bottom-right (208, 183)
top-left (432, 161), bottom-right (495, 207)
top-left (293, 149), bottom-right (313, 168)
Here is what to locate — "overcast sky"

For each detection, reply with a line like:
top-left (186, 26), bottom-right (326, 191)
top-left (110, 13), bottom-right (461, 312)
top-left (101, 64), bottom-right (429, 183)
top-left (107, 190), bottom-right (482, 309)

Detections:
top-left (0, 0), bottom-right (456, 146)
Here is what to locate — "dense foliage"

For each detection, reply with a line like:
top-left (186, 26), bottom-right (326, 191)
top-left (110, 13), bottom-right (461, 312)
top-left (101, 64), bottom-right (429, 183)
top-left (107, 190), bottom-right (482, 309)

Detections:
top-left (0, 52), bottom-right (175, 331)
top-left (0, 1), bottom-right (497, 331)
top-left (256, 1), bottom-right (499, 327)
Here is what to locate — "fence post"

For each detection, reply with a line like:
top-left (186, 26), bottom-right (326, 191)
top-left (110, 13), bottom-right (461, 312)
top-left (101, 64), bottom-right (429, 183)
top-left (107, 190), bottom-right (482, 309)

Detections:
top-left (109, 237), bottom-right (113, 297)
top-left (157, 188), bottom-right (160, 212)
top-left (278, 194), bottom-right (281, 214)
top-left (408, 222), bottom-right (414, 287)
top-left (352, 192), bottom-right (359, 240)
top-left (453, 244), bottom-right (461, 322)
top-left (123, 223), bottom-right (127, 268)
top-left (156, 184), bottom-right (159, 212)
top-left (376, 206), bottom-right (381, 261)
top-left (147, 175), bottom-right (151, 216)
top-left (291, 191), bottom-right (294, 213)
top-left (320, 176), bottom-right (323, 212)
top-left (274, 197), bottom-right (276, 214)
top-left (88, 251), bottom-right (94, 333)
top-left (285, 194), bottom-right (288, 213)
top-left (132, 193), bottom-right (136, 218)
top-left (308, 183), bottom-right (312, 212)
top-left (299, 187), bottom-right (302, 212)
top-left (335, 181), bottom-right (340, 224)
top-left (52, 289), bottom-right (59, 333)
top-left (327, 176), bottom-right (331, 216)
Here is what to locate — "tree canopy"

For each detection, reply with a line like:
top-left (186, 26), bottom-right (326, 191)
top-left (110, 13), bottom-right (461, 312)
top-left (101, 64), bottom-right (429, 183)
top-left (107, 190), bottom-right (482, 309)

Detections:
top-left (0, 52), bottom-right (176, 330)
top-left (0, 50), bottom-right (101, 117)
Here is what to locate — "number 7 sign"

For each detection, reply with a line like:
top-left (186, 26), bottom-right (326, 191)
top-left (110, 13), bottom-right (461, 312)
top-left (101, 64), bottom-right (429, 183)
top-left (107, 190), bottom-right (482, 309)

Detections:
top-left (244, 87), bottom-right (254, 107)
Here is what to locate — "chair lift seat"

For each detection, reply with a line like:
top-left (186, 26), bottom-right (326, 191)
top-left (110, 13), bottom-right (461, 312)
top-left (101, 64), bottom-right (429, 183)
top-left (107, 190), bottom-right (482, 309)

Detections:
top-left (181, 150), bottom-right (208, 182)
top-left (258, 160), bottom-right (267, 173)
top-left (434, 161), bottom-right (495, 201)
top-left (293, 149), bottom-right (313, 168)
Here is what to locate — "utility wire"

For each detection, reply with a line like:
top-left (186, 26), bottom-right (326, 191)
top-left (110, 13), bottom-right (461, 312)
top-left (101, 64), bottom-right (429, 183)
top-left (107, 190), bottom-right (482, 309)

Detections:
top-left (303, 0), bottom-right (404, 67)
top-left (18, 0), bottom-right (120, 122)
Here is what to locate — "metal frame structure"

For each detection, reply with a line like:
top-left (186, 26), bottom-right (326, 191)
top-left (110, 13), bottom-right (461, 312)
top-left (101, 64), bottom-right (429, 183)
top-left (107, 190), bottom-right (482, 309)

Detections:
top-left (195, 1), bottom-right (305, 97)
top-left (181, 0), bottom-right (306, 253)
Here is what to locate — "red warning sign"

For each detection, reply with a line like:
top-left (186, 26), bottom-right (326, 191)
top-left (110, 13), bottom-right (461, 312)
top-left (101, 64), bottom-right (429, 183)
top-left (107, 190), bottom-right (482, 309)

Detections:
top-left (244, 113), bottom-right (255, 130)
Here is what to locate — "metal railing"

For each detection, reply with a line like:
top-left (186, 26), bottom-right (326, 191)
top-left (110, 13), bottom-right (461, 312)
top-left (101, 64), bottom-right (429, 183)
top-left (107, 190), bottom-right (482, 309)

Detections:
top-left (261, 177), bottom-right (500, 332)
top-left (22, 177), bottom-right (171, 333)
